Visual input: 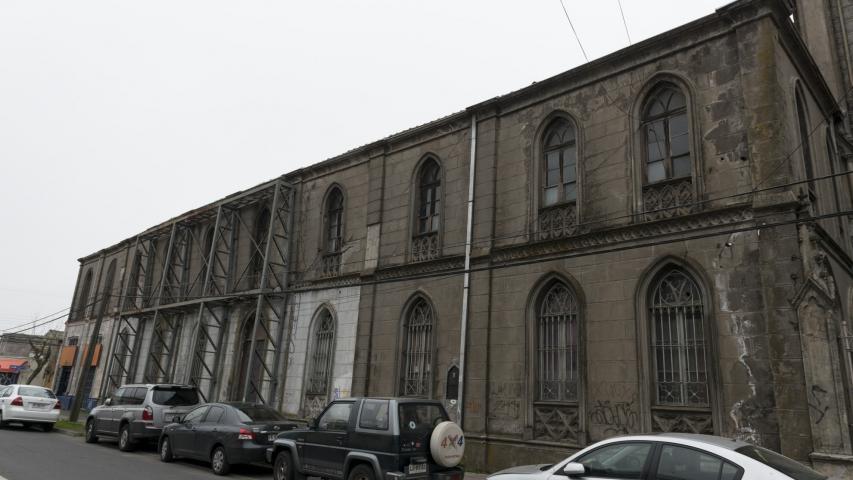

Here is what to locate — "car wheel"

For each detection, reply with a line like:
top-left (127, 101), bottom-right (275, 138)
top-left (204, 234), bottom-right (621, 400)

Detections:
top-left (85, 419), bottom-right (98, 443)
top-left (159, 436), bottom-right (174, 462)
top-left (274, 451), bottom-right (294, 480)
top-left (42, 423), bottom-right (54, 432)
top-left (347, 463), bottom-right (375, 480)
top-left (211, 446), bottom-right (231, 476)
top-left (118, 424), bottom-right (135, 452)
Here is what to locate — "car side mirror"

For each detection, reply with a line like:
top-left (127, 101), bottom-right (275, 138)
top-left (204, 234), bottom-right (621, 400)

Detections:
top-left (104, 398), bottom-right (112, 406)
top-left (562, 463), bottom-right (585, 477)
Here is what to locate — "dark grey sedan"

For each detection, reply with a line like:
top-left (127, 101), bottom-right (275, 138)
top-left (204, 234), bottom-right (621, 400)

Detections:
top-left (158, 402), bottom-right (299, 475)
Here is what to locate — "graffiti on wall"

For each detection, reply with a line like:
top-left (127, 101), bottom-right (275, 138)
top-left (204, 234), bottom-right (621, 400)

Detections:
top-left (590, 399), bottom-right (639, 435)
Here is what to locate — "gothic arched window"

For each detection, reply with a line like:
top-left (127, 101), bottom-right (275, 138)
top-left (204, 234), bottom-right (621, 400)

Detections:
top-left (536, 281), bottom-right (580, 402)
top-left (416, 159), bottom-right (441, 235)
top-left (643, 84), bottom-right (690, 184)
top-left (649, 267), bottom-right (709, 407)
top-left (325, 187), bottom-right (344, 253)
top-left (306, 309), bottom-right (336, 395)
top-left (399, 297), bottom-right (435, 397)
top-left (76, 270), bottom-right (93, 321)
top-left (542, 118), bottom-right (578, 207)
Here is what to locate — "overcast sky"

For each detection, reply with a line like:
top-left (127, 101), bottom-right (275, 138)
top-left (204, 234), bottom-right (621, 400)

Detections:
top-left (0, 0), bottom-right (731, 334)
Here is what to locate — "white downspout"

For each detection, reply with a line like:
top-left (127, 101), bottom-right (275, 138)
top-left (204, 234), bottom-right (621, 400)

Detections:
top-left (457, 113), bottom-right (477, 423)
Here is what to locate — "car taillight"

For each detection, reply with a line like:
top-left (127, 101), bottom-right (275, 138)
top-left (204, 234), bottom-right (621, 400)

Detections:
top-left (142, 406), bottom-right (153, 421)
top-left (237, 428), bottom-right (254, 440)
top-left (10, 396), bottom-right (23, 407)
top-left (54, 401), bottom-right (61, 410)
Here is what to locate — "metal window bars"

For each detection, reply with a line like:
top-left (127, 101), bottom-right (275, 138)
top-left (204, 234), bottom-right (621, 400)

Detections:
top-left (400, 298), bottom-right (434, 397)
top-left (306, 310), bottom-right (335, 396)
top-left (536, 282), bottom-right (579, 402)
top-left (650, 268), bottom-right (709, 407)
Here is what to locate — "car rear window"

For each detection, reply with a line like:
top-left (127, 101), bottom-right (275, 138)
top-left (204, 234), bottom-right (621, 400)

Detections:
top-left (234, 405), bottom-right (286, 422)
top-left (359, 399), bottom-right (389, 430)
top-left (151, 387), bottom-right (199, 406)
top-left (398, 403), bottom-right (447, 432)
top-left (18, 387), bottom-right (56, 399)
top-left (736, 446), bottom-right (826, 480)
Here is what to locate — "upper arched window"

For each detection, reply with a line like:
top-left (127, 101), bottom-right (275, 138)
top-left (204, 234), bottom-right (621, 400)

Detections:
top-left (102, 259), bottom-right (117, 313)
top-left (250, 207), bottom-right (271, 287)
top-left (642, 84), bottom-right (690, 184)
top-left (536, 281), bottom-right (580, 402)
top-left (306, 308), bottom-right (336, 395)
top-left (649, 266), bottom-right (709, 408)
top-left (325, 187), bottom-right (344, 253)
top-left (795, 87), bottom-right (816, 196)
top-left (76, 270), bottom-right (94, 321)
top-left (542, 118), bottom-right (578, 207)
top-left (399, 296), bottom-right (435, 397)
top-left (415, 159), bottom-right (441, 235)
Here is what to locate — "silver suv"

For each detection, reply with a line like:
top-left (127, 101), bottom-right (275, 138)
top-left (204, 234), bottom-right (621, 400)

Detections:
top-left (84, 384), bottom-right (201, 451)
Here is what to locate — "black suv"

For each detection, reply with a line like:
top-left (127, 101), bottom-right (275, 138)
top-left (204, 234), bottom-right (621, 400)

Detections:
top-left (266, 398), bottom-right (465, 480)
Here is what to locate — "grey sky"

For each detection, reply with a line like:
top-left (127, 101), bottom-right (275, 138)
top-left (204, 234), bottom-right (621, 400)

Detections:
top-left (0, 0), bottom-right (730, 334)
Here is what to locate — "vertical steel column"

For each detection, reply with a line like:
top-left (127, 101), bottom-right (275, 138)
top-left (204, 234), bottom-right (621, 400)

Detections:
top-left (144, 223), bottom-right (179, 383)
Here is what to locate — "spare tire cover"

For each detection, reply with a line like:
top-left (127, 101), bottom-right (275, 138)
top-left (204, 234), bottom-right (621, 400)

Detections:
top-left (429, 421), bottom-right (465, 467)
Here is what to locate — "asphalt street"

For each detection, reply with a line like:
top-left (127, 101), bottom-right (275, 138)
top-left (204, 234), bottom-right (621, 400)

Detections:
top-left (0, 424), bottom-right (273, 480)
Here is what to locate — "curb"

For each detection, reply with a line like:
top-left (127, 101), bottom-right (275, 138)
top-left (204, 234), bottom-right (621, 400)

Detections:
top-left (55, 427), bottom-right (84, 437)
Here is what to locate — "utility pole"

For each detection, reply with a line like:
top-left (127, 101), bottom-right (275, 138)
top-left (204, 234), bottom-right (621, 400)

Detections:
top-left (69, 255), bottom-right (113, 423)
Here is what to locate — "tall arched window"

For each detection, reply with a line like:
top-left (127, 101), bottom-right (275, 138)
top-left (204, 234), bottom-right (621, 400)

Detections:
top-left (643, 84), bottom-right (690, 184)
top-left (536, 281), bottom-right (580, 402)
top-left (399, 297), bottom-right (435, 397)
top-left (306, 308), bottom-right (336, 396)
top-left (325, 187), bottom-right (344, 253)
top-left (542, 118), bottom-right (578, 207)
top-left (649, 267), bottom-right (709, 408)
top-left (102, 259), bottom-right (117, 314)
top-left (76, 270), bottom-right (94, 321)
top-left (416, 159), bottom-right (441, 236)
top-left (235, 314), bottom-right (266, 402)
top-left (250, 208), bottom-right (271, 288)
top-left (795, 88), bottom-right (816, 196)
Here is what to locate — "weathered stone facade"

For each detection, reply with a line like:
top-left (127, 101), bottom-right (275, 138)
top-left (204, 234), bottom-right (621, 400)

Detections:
top-left (59, 0), bottom-right (853, 477)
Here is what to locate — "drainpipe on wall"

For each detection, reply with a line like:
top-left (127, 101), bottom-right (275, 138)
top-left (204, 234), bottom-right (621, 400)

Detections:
top-left (457, 113), bottom-right (477, 424)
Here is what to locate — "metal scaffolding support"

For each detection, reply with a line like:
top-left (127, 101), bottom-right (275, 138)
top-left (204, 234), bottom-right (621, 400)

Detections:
top-left (101, 178), bottom-right (294, 402)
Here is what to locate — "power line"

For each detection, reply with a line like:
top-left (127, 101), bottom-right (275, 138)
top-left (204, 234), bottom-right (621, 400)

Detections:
top-left (558, 0), bottom-right (589, 61)
top-left (616, 0), bottom-right (632, 45)
top-left (0, 306), bottom-right (72, 333)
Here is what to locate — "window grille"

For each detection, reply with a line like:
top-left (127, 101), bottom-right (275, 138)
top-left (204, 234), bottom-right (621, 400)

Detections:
top-left (400, 298), bottom-right (434, 397)
top-left (537, 282), bottom-right (579, 402)
top-left (650, 268), bottom-right (709, 407)
top-left (306, 310), bottom-right (336, 395)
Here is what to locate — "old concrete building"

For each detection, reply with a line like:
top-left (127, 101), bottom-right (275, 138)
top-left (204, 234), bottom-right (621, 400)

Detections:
top-left (59, 0), bottom-right (853, 477)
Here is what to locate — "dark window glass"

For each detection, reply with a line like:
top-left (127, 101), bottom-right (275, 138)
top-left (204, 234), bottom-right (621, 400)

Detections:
top-left (130, 387), bottom-right (147, 404)
top-left (656, 445), bottom-right (736, 480)
top-left (796, 91), bottom-right (816, 194)
top-left (541, 118), bottom-right (578, 206)
top-left (18, 386), bottom-right (56, 399)
top-left (152, 386), bottom-right (199, 406)
top-left (111, 388), bottom-right (126, 405)
top-left (400, 298), bottom-right (434, 397)
top-left (325, 188), bottom-right (344, 253)
top-left (735, 446), bottom-right (826, 480)
top-left (318, 402), bottom-right (353, 431)
top-left (183, 406), bottom-right (208, 424)
top-left (576, 442), bottom-right (652, 479)
top-left (642, 85), bottom-right (691, 184)
top-left (359, 399), bottom-right (390, 430)
top-left (398, 404), bottom-right (447, 432)
top-left (416, 160), bottom-right (441, 235)
top-left (204, 406), bottom-right (226, 424)
top-left (536, 281), bottom-right (580, 402)
top-left (234, 405), bottom-right (286, 423)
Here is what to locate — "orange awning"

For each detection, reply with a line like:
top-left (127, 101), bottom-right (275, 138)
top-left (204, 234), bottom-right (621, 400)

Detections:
top-left (59, 346), bottom-right (77, 367)
top-left (0, 358), bottom-right (28, 373)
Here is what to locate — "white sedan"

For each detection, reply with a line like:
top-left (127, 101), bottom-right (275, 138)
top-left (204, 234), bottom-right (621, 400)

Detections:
top-left (488, 433), bottom-right (826, 480)
top-left (0, 384), bottom-right (61, 431)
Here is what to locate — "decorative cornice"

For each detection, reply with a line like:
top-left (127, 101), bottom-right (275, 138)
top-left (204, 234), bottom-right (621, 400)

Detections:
top-left (493, 206), bottom-right (754, 263)
top-left (373, 255), bottom-right (466, 281)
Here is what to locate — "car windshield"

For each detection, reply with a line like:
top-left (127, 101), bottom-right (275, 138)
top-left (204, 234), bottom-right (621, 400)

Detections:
top-left (18, 387), bottom-right (55, 399)
top-left (736, 445), bottom-right (826, 480)
top-left (234, 405), bottom-right (286, 423)
top-left (398, 404), bottom-right (447, 432)
top-left (151, 387), bottom-right (199, 406)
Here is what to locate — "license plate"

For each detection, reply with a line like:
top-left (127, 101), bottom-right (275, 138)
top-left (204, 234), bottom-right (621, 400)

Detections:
top-left (407, 464), bottom-right (427, 475)
top-left (268, 434), bottom-right (277, 442)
